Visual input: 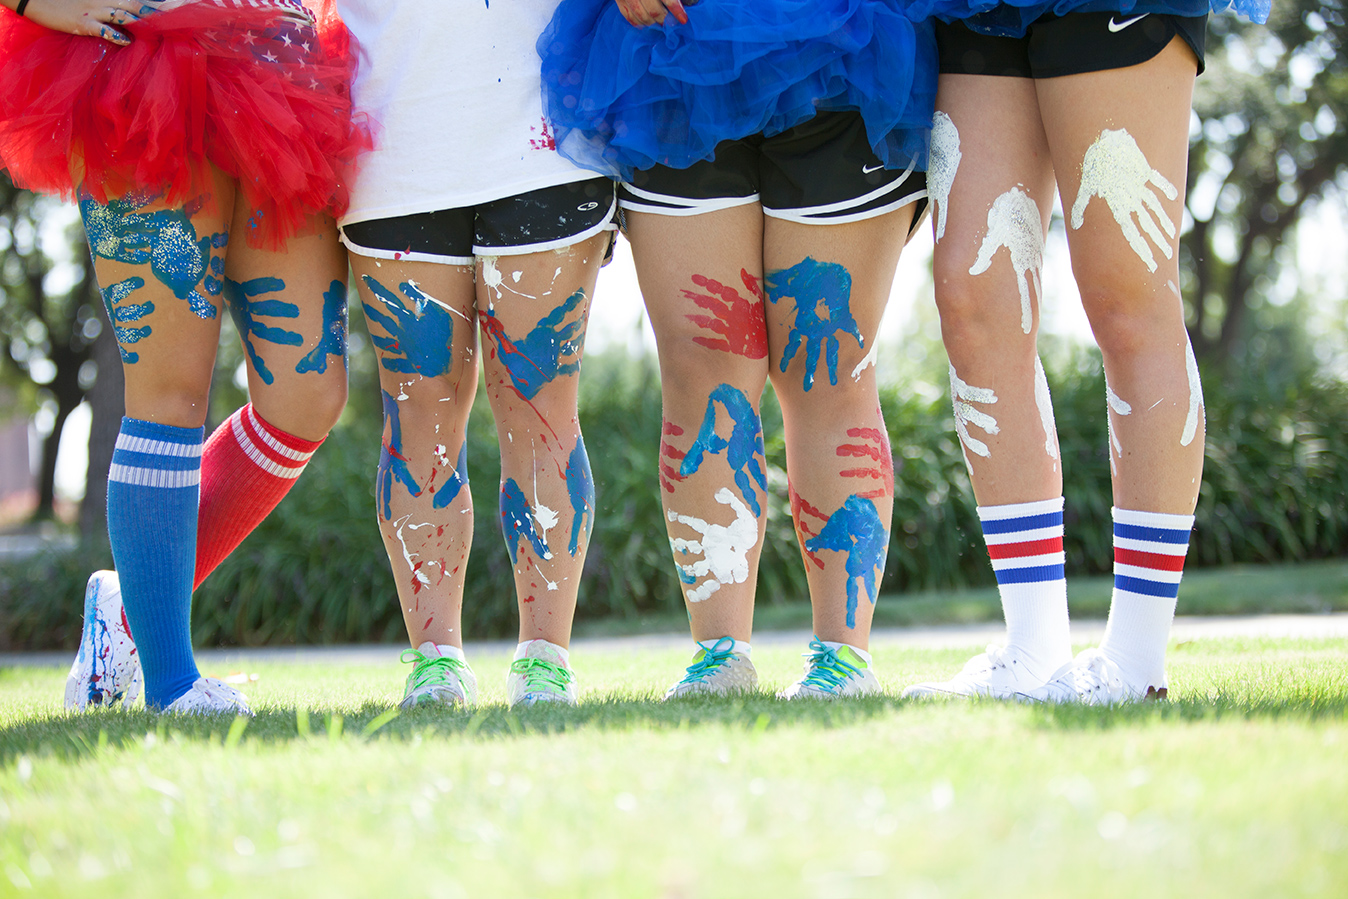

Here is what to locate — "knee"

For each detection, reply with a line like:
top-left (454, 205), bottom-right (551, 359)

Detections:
top-left (254, 376), bottom-right (349, 441)
top-left (1079, 280), bottom-right (1182, 363)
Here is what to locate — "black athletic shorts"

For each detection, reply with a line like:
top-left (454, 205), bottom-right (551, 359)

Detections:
top-left (340, 178), bottom-right (617, 265)
top-left (618, 110), bottom-right (929, 232)
top-left (936, 11), bottom-right (1207, 78)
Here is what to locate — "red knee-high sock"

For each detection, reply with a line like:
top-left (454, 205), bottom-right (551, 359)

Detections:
top-left (194, 404), bottom-right (324, 589)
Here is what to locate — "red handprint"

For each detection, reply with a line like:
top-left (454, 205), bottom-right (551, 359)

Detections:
top-left (660, 420), bottom-right (687, 493)
top-left (683, 269), bottom-right (768, 359)
top-left (789, 480), bottom-right (830, 571)
top-left (837, 425), bottom-right (894, 500)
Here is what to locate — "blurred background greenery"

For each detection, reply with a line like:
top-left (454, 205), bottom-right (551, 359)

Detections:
top-left (2, 2), bottom-right (1346, 648)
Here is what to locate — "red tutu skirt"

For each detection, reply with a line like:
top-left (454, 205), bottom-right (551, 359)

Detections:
top-left (0, 0), bottom-right (369, 247)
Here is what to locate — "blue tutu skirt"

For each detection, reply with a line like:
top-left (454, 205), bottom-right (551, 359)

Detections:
top-left (907, 0), bottom-right (1269, 38)
top-left (537, 0), bottom-right (938, 181)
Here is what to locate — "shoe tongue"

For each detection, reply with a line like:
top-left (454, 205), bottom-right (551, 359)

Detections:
top-left (835, 646), bottom-right (867, 668)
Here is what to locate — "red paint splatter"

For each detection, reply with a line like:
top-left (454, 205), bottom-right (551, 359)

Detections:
top-left (524, 595), bottom-right (536, 603)
top-left (682, 270), bottom-right (768, 359)
top-left (789, 480), bottom-right (829, 570)
top-left (529, 118), bottom-right (557, 151)
top-left (660, 420), bottom-right (687, 493)
top-left (837, 425), bottom-right (894, 499)
top-left (423, 616), bottom-right (435, 630)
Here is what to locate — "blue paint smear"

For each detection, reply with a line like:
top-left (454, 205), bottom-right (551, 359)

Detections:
top-left (296, 279), bottom-right (349, 374)
top-left (80, 190), bottom-right (226, 321)
top-left (679, 383), bottom-right (767, 517)
top-left (803, 494), bottom-right (889, 628)
top-left (566, 435), bottom-right (594, 557)
top-left (433, 441), bottom-right (470, 510)
top-left (499, 478), bottom-right (550, 565)
top-left (361, 275), bottom-right (455, 378)
top-left (377, 388), bottom-right (421, 521)
top-left (224, 276), bottom-right (300, 386)
top-left (765, 257), bottom-right (863, 391)
top-left (100, 276), bottom-right (152, 363)
top-left (480, 288), bottom-right (585, 400)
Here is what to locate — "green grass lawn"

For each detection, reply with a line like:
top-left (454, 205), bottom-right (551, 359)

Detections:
top-left (1, 634), bottom-right (1345, 898)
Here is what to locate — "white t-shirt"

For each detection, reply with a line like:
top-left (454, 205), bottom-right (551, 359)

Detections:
top-left (337, 1), bottom-right (590, 225)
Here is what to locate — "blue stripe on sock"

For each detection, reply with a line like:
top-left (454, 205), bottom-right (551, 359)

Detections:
top-left (111, 449), bottom-right (203, 471)
top-left (1113, 521), bottom-right (1191, 544)
top-left (980, 511), bottom-right (1063, 535)
top-left (994, 563), bottom-right (1066, 585)
top-left (1114, 574), bottom-right (1182, 598)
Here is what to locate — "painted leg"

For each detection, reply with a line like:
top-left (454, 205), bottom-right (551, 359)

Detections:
top-left (627, 205), bottom-right (769, 696)
top-left (353, 258), bottom-right (478, 655)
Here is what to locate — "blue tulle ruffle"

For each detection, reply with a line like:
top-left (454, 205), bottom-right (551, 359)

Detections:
top-left (907, 0), bottom-right (1270, 38)
top-left (537, 0), bottom-right (937, 180)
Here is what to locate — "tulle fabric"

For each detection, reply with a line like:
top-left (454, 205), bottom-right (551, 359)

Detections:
top-left (907, 0), bottom-right (1270, 38)
top-left (0, 0), bottom-right (368, 247)
top-left (537, 0), bottom-right (937, 181)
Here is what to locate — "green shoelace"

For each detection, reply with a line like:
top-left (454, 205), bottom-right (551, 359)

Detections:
top-left (798, 638), bottom-right (864, 692)
top-left (510, 657), bottom-right (574, 694)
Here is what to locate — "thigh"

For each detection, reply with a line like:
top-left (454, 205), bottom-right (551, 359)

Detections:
top-left (82, 169), bottom-right (236, 426)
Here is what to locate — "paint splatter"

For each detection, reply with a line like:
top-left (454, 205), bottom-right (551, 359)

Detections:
top-left (1070, 128), bottom-right (1177, 273)
top-left (679, 384), bottom-right (768, 517)
top-left (850, 340), bottom-right (879, 382)
top-left (1106, 379), bottom-right (1132, 476)
top-left (500, 479), bottom-right (553, 563)
top-left (837, 425), bottom-right (893, 500)
top-left (803, 494), bottom-right (888, 628)
top-left (224, 276), bottom-right (301, 385)
top-left (80, 190), bottom-right (226, 320)
top-left (682, 270), bottom-right (768, 359)
top-left (362, 275), bottom-right (457, 378)
top-left (566, 436), bottom-right (594, 557)
top-left (296, 279), bottom-right (349, 374)
top-left (530, 118), bottom-right (557, 151)
top-left (376, 390), bottom-right (469, 520)
top-left (1034, 357), bottom-right (1059, 462)
top-left (766, 257), bottom-right (864, 391)
top-left (1181, 339), bottom-right (1204, 447)
top-left (668, 487), bottom-right (759, 603)
top-left (390, 514), bottom-right (432, 592)
top-left (929, 110), bottom-right (962, 242)
top-left (480, 288), bottom-right (586, 400)
top-left (100, 277), bottom-right (152, 363)
top-left (950, 364), bottom-right (999, 459)
top-left (969, 186), bottom-right (1043, 335)
top-left (659, 420), bottom-right (687, 494)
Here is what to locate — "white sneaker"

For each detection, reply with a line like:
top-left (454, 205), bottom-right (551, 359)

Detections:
top-left (902, 644), bottom-right (1051, 700)
top-left (506, 640), bottom-right (578, 708)
top-left (1018, 648), bottom-right (1167, 705)
top-left (778, 639), bottom-right (881, 700)
top-left (664, 637), bottom-right (758, 699)
top-left (64, 571), bottom-right (143, 710)
top-left (399, 644), bottom-right (477, 709)
top-left (162, 677), bottom-right (253, 716)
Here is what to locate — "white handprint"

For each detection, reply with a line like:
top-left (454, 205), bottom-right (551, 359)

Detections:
top-left (1070, 128), bottom-right (1178, 273)
top-left (668, 488), bottom-right (759, 604)
top-left (929, 111), bottom-right (962, 243)
top-left (969, 186), bottom-right (1044, 334)
top-left (950, 364), bottom-right (999, 459)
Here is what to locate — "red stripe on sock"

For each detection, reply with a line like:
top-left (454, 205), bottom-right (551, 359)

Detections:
top-left (1114, 546), bottom-right (1187, 572)
top-left (987, 537), bottom-right (1063, 560)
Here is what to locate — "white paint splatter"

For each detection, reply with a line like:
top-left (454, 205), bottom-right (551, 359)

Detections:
top-left (1106, 380), bottom-right (1133, 476)
top-left (391, 514), bottom-right (436, 589)
top-left (511, 271), bottom-right (523, 283)
top-left (1034, 356), bottom-right (1059, 462)
top-left (949, 364), bottom-right (999, 459)
top-left (534, 504), bottom-right (560, 538)
top-left (850, 340), bottom-right (879, 382)
top-left (1181, 339), bottom-right (1204, 446)
top-left (969, 186), bottom-right (1044, 335)
top-left (667, 488), bottom-right (759, 604)
top-left (1166, 280), bottom-right (1180, 297)
top-left (929, 111), bottom-right (962, 243)
top-left (481, 257), bottom-right (504, 303)
top-left (1070, 128), bottom-right (1177, 273)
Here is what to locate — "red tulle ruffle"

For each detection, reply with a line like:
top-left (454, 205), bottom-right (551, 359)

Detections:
top-left (0, 0), bottom-right (369, 247)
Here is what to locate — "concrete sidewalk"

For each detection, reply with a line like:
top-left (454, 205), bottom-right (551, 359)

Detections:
top-left (5, 612), bottom-right (1347, 669)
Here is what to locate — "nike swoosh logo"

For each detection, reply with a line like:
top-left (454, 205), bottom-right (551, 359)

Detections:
top-left (862, 163), bottom-right (884, 174)
top-left (1108, 13), bottom-right (1149, 32)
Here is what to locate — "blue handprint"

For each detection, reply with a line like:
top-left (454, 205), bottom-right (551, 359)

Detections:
top-left (480, 288), bottom-right (586, 400)
top-left (803, 494), bottom-right (889, 628)
top-left (765, 257), bottom-right (864, 391)
top-left (500, 479), bottom-right (552, 564)
top-left (361, 275), bottom-right (455, 378)
top-left (679, 383), bottom-right (767, 517)
top-left (566, 435), bottom-right (594, 558)
top-left (100, 277), bottom-right (152, 363)
top-left (225, 276), bottom-right (301, 386)
top-left (80, 191), bottom-right (227, 320)
top-left (296, 280), bottom-right (349, 374)
top-left (376, 389), bottom-right (468, 520)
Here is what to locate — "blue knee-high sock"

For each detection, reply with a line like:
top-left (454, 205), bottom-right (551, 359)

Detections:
top-left (106, 417), bottom-right (204, 709)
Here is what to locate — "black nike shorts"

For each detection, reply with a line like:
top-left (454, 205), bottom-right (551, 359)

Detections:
top-left (936, 11), bottom-right (1207, 78)
top-left (619, 110), bottom-right (929, 232)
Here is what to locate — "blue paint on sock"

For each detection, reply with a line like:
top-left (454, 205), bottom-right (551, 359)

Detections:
top-left (106, 417), bottom-right (203, 709)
